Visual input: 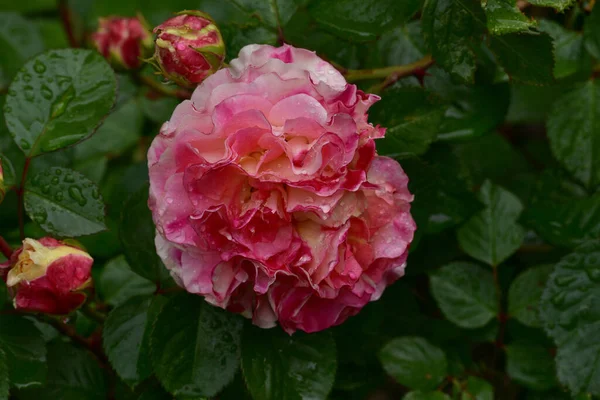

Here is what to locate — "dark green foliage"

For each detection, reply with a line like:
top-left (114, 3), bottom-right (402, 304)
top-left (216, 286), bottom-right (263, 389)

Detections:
top-left (1, 1), bottom-right (600, 399)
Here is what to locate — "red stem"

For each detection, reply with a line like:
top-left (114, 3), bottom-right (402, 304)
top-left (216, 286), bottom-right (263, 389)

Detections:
top-left (0, 236), bottom-right (12, 259)
top-left (17, 157), bottom-right (31, 240)
top-left (43, 317), bottom-right (109, 367)
top-left (58, 0), bottom-right (79, 48)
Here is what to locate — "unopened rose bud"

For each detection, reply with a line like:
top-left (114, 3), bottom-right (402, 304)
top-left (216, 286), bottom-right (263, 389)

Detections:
top-left (0, 158), bottom-right (4, 205)
top-left (91, 16), bottom-right (152, 70)
top-left (152, 10), bottom-right (225, 88)
top-left (4, 238), bottom-right (93, 315)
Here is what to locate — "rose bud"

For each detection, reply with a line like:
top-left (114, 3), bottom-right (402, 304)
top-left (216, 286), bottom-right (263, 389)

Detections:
top-left (4, 238), bottom-right (93, 315)
top-left (0, 158), bottom-right (4, 205)
top-left (91, 16), bottom-right (153, 70)
top-left (152, 10), bottom-right (225, 88)
top-left (148, 44), bottom-right (416, 334)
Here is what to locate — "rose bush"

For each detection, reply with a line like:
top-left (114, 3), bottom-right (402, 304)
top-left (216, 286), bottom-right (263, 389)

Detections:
top-left (2, 1), bottom-right (600, 399)
top-left (148, 44), bottom-right (416, 333)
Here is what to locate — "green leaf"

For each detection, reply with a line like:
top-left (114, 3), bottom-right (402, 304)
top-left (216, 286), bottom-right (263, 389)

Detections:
top-left (223, 0), bottom-right (298, 30)
top-left (404, 392), bottom-right (451, 400)
top-left (120, 183), bottom-right (168, 282)
top-left (436, 83), bottom-right (510, 141)
top-left (585, 5), bottom-right (600, 59)
top-left (309, 0), bottom-right (420, 42)
top-left (0, 315), bottom-right (46, 388)
top-left (282, 10), bottom-right (365, 69)
top-left (3, 49), bottom-right (116, 156)
top-left (74, 99), bottom-right (142, 160)
top-left (527, 0), bottom-right (575, 11)
top-left (523, 170), bottom-right (600, 248)
top-left (138, 95), bottom-right (179, 124)
top-left (505, 343), bottom-right (557, 390)
top-left (460, 376), bottom-right (494, 400)
top-left (539, 20), bottom-right (592, 80)
top-left (370, 86), bottom-right (445, 157)
top-left (17, 341), bottom-right (106, 400)
top-left (489, 32), bottom-right (555, 85)
top-left (484, 0), bottom-right (536, 35)
top-left (97, 256), bottom-right (156, 307)
top-left (34, 19), bottom-right (69, 50)
top-left (540, 241), bottom-right (600, 395)
top-left (0, 0), bottom-right (55, 13)
top-left (452, 132), bottom-right (529, 187)
top-left (508, 265), bottom-right (554, 327)
top-left (379, 337), bottom-right (447, 391)
top-left (401, 147), bottom-right (481, 236)
top-left (457, 180), bottom-right (525, 266)
top-left (547, 80), bottom-right (600, 190)
top-left (365, 21), bottom-right (427, 67)
top-left (0, 349), bottom-right (8, 400)
top-left (430, 262), bottom-right (498, 328)
top-left (104, 296), bottom-right (166, 388)
top-left (24, 167), bottom-right (106, 237)
top-left (151, 293), bottom-right (243, 398)
top-left (0, 12), bottom-right (44, 88)
top-left (241, 325), bottom-right (336, 400)
top-left (422, 0), bottom-right (486, 83)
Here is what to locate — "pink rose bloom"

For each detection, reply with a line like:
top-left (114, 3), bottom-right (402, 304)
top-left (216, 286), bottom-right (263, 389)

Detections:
top-left (91, 16), bottom-right (152, 70)
top-left (148, 44), bottom-right (416, 334)
top-left (1, 238), bottom-right (93, 315)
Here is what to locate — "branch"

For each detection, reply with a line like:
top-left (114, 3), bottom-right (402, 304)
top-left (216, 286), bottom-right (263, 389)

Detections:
top-left (0, 236), bottom-right (12, 259)
top-left (41, 316), bottom-right (109, 367)
top-left (58, 0), bottom-right (79, 48)
top-left (344, 55), bottom-right (434, 83)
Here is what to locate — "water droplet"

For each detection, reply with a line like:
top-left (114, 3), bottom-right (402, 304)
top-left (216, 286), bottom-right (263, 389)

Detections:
top-left (554, 275), bottom-right (576, 287)
top-left (33, 60), bottom-right (46, 74)
top-left (41, 85), bottom-right (53, 100)
top-left (4, 106), bottom-right (11, 113)
top-left (51, 177), bottom-right (59, 185)
top-left (551, 291), bottom-right (580, 310)
top-left (7, 90), bottom-right (16, 97)
top-left (54, 192), bottom-right (64, 201)
top-left (23, 73), bottom-right (31, 82)
top-left (20, 139), bottom-right (30, 150)
top-left (42, 185), bottom-right (51, 194)
top-left (68, 186), bottom-right (87, 207)
top-left (562, 253), bottom-right (581, 269)
top-left (64, 174), bottom-right (75, 183)
top-left (585, 253), bottom-right (600, 267)
top-left (585, 267), bottom-right (600, 282)
top-left (558, 313), bottom-right (577, 330)
top-left (55, 169), bottom-right (62, 175)
top-left (34, 209), bottom-right (47, 223)
top-left (56, 75), bottom-right (72, 89)
top-left (24, 85), bottom-right (35, 101)
top-left (166, 197), bottom-right (174, 204)
top-left (91, 188), bottom-right (100, 199)
top-left (50, 85), bottom-right (75, 118)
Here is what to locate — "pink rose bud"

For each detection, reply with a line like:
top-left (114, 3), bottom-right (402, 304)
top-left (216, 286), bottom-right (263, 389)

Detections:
top-left (0, 158), bottom-right (4, 204)
top-left (3, 238), bottom-right (93, 315)
top-left (152, 11), bottom-right (225, 88)
top-left (148, 44), bottom-right (416, 334)
top-left (91, 16), bottom-right (152, 70)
